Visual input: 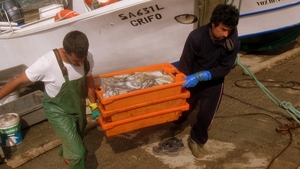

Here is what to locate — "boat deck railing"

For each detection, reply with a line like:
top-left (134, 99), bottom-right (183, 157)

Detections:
top-left (0, 0), bottom-right (64, 35)
top-left (0, 8), bottom-right (19, 33)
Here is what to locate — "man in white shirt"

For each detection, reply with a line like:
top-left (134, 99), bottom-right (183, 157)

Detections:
top-left (0, 30), bottom-right (100, 168)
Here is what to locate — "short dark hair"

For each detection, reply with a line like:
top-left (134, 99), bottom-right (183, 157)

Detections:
top-left (63, 30), bottom-right (89, 59)
top-left (210, 4), bottom-right (239, 29)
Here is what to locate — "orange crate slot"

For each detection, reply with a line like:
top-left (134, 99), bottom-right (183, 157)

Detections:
top-left (94, 63), bottom-right (186, 111)
top-left (99, 89), bottom-right (190, 122)
top-left (98, 103), bottom-right (189, 137)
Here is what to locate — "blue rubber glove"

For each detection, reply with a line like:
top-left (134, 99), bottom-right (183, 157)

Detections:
top-left (183, 71), bottom-right (211, 88)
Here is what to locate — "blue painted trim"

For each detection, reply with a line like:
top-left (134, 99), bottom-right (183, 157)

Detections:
top-left (171, 61), bottom-right (179, 68)
top-left (240, 1), bottom-right (300, 17)
top-left (239, 23), bottom-right (300, 39)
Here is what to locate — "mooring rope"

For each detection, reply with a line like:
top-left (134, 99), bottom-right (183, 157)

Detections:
top-left (235, 54), bottom-right (300, 123)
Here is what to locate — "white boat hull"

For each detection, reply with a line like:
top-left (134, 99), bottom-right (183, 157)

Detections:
top-left (0, 0), bottom-right (195, 74)
top-left (232, 0), bottom-right (300, 38)
top-left (0, 0), bottom-right (299, 74)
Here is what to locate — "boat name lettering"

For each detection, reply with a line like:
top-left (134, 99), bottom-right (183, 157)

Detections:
top-left (118, 4), bottom-right (164, 26)
top-left (256, 0), bottom-right (282, 6)
top-left (129, 14), bottom-right (163, 26)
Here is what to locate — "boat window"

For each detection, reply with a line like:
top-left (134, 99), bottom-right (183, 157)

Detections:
top-left (174, 14), bottom-right (198, 24)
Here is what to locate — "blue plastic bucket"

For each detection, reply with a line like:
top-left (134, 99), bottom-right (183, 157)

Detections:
top-left (0, 113), bottom-right (22, 147)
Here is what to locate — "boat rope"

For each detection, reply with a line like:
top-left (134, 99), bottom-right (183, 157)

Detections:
top-left (235, 54), bottom-right (300, 124)
top-left (225, 0), bottom-right (242, 11)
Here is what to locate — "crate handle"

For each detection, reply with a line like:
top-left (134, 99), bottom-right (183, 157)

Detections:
top-left (99, 103), bottom-right (189, 130)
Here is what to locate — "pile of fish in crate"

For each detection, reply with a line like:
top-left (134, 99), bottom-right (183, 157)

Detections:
top-left (94, 63), bottom-right (190, 137)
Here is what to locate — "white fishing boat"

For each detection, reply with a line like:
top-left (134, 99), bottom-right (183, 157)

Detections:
top-left (232, 0), bottom-right (300, 51)
top-left (0, 0), bottom-right (299, 75)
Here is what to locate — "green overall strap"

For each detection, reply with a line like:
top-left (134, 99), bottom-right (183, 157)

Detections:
top-left (84, 58), bottom-right (90, 75)
top-left (53, 49), bottom-right (90, 76)
top-left (53, 49), bottom-right (68, 80)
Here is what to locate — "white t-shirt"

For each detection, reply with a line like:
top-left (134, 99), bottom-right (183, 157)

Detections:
top-left (25, 50), bottom-right (94, 98)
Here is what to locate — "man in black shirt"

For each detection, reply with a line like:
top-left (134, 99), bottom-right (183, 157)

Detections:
top-left (172, 4), bottom-right (240, 158)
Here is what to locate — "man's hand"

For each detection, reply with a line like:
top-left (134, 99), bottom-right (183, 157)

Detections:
top-left (91, 109), bottom-right (101, 120)
top-left (183, 71), bottom-right (211, 88)
top-left (88, 100), bottom-right (101, 120)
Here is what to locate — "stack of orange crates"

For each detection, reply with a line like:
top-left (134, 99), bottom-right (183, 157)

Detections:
top-left (94, 63), bottom-right (190, 137)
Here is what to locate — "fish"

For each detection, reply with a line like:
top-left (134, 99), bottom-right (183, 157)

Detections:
top-left (99, 70), bottom-right (174, 98)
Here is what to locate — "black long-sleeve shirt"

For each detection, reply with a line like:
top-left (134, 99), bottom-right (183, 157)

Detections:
top-left (178, 23), bottom-right (240, 81)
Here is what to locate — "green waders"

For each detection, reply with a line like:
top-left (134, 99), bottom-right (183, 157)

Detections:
top-left (43, 49), bottom-right (89, 169)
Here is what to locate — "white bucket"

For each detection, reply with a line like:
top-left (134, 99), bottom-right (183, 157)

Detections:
top-left (0, 91), bottom-right (19, 106)
top-left (0, 113), bottom-right (22, 147)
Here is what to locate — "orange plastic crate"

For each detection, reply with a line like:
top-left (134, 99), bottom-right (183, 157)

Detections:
top-left (94, 63), bottom-right (186, 111)
top-left (98, 103), bottom-right (189, 137)
top-left (99, 89), bottom-right (190, 122)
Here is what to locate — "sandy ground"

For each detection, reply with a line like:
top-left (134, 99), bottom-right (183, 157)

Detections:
top-left (0, 39), bottom-right (300, 169)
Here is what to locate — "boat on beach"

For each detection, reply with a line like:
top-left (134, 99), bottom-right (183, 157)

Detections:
top-left (0, 0), bottom-right (299, 75)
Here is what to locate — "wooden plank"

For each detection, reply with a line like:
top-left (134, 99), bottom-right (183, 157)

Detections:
top-left (6, 139), bottom-right (62, 168)
top-left (5, 118), bottom-right (98, 168)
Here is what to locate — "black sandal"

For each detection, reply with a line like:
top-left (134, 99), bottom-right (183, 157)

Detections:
top-left (160, 137), bottom-right (184, 151)
top-left (152, 137), bottom-right (184, 157)
top-left (152, 139), bottom-right (179, 157)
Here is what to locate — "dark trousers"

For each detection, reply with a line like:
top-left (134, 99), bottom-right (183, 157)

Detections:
top-left (175, 80), bottom-right (224, 144)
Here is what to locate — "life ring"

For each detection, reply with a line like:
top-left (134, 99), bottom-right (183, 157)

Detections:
top-left (54, 10), bottom-right (79, 22)
top-left (84, 0), bottom-right (118, 9)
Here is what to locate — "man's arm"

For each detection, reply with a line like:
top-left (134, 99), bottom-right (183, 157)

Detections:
top-left (178, 32), bottom-right (197, 76)
top-left (0, 72), bottom-right (31, 100)
top-left (86, 75), bottom-right (96, 103)
top-left (86, 75), bottom-right (101, 119)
